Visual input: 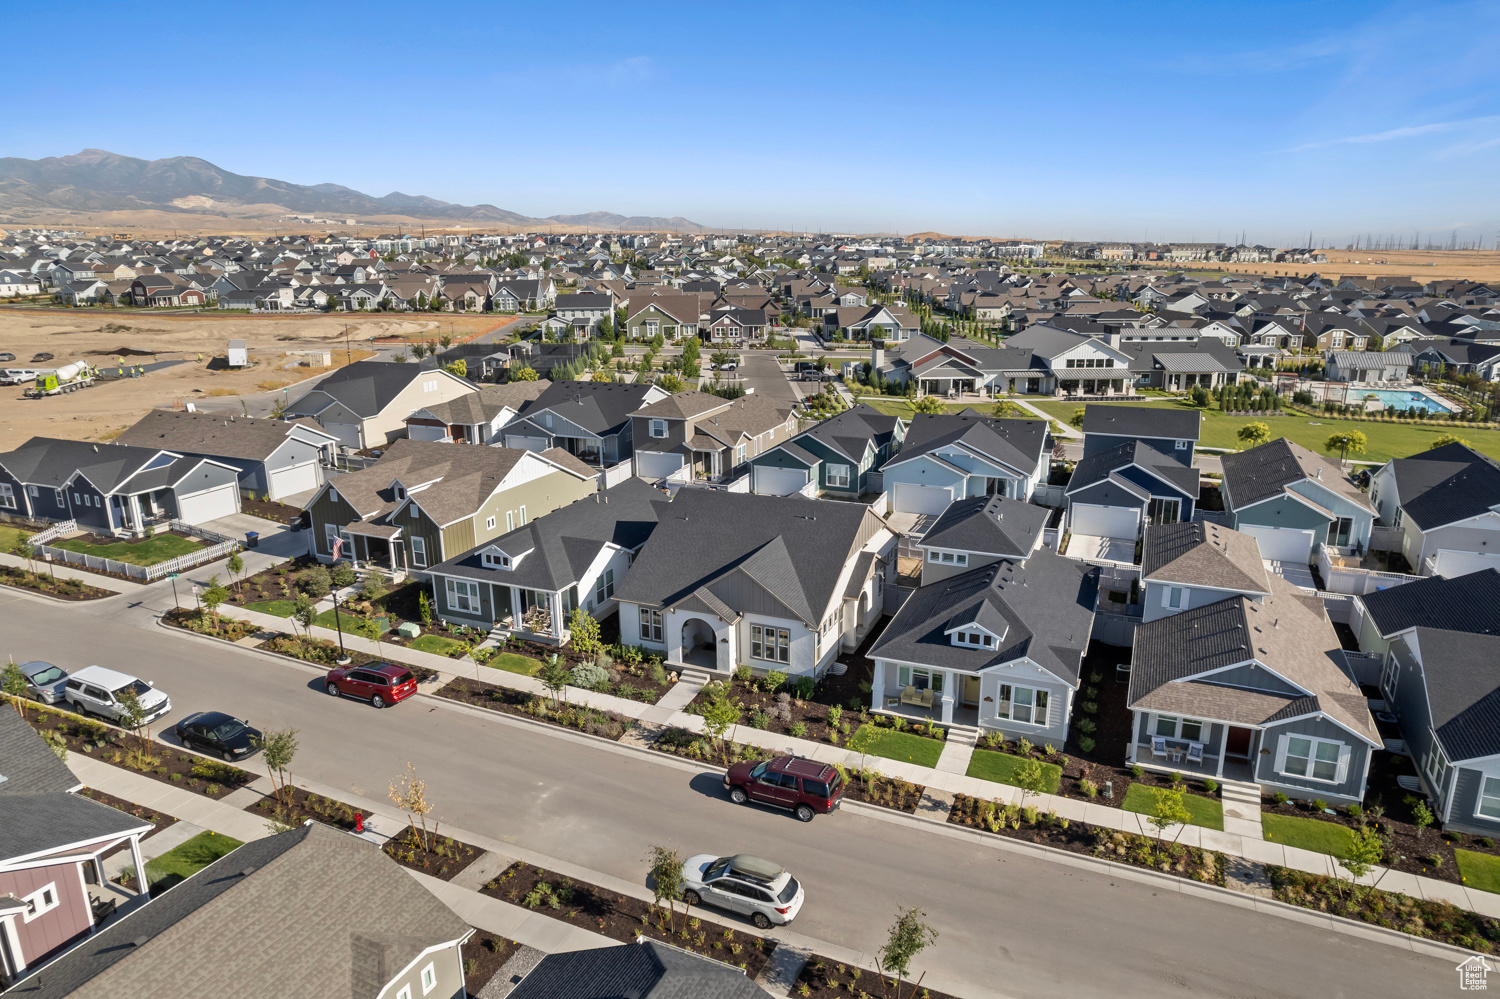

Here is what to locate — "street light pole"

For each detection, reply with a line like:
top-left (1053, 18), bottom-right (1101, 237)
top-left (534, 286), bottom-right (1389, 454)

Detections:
top-left (331, 584), bottom-right (351, 665)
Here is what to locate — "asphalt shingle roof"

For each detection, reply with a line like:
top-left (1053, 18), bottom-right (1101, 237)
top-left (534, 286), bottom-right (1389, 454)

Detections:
top-left (1415, 628), bottom-right (1500, 762)
top-left (919, 494), bottom-right (1047, 558)
top-left (1220, 437), bottom-right (1372, 512)
top-left (1386, 442), bottom-right (1500, 529)
top-left (318, 437), bottom-right (539, 525)
top-left (0, 437), bottom-right (169, 493)
top-left (1081, 403), bottom-right (1201, 442)
top-left (508, 941), bottom-right (765, 999)
top-left (893, 412), bottom-right (1048, 476)
top-left (115, 409), bottom-right (332, 460)
top-left (524, 380), bottom-right (664, 435)
top-left (1358, 568), bottom-right (1500, 637)
top-left (0, 708), bottom-right (79, 798)
top-left (1142, 521), bottom-right (1270, 593)
top-left (284, 359), bottom-right (435, 419)
top-left (1067, 439), bottom-right (1198, 497)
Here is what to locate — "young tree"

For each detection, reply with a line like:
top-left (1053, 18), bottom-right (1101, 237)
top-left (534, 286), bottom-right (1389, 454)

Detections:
top-left (1012, 757), bottom-right (1052, 810)
top-left (567, 606), bottom-right (601, 659)
top-left (877, 906), bottom-right (938, 998)
top-left (202, 575), bottom-right (229, 629)
top-left (392, 352), bottom-right (410, 364)
top-left (537, 654), bottom-right (572, 705)
top-left (1069, 406), bottom-right (1087, 427)
top-left (2, 657), bottom-right (29, 718)
top-left (256, 727), bottom-right (299, 808)
top-left (388, 761), bottom-right (436, 851)
top-left (1145, 786), bottom-right (1191, 858)
top-left (700, 685), bottom-right (742, 747)
top-left (1237, 421), bottom-right (1271, 448)
top-left (115, 686), bottom-right (155, 770)
top-left (846, 721), bottom-right (880, 772)
top-left (1336, 822), bottom-right (1384, 900)
top-left (511, 364), bottom-right (538, 381)
top-left (11, 538), bottom-right (36, 575)
top-left (227, 551), bottom-right (244, 595)
top-left (330, 561), bottom-right (357, 591)
top-left (290, 591), bottom-right (317, 644)
top-left (1324, 429), bottom-right (1367, 467)
top-left (912, 395), bottom-right (944, 415)
top-left (646, 845), bottom-right (686, 932)
top-left (444, 358), bottom-right (468, 378)
top-left (1432, 434), bottom-right (1472, 449)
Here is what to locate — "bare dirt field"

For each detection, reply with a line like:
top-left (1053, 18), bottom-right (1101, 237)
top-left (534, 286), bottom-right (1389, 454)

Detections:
top-left (0, 310), bottom-right (501, 448)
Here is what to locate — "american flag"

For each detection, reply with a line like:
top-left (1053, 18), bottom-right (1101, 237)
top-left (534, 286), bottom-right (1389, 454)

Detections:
top-left (332, 537), bottom-right (343, 560)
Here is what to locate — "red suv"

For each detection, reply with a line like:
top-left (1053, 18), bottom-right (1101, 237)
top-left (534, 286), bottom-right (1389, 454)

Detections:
top-left (325, 663), bottom-right (418, 709)
top-left (724, 755), bottom-right (844, 822)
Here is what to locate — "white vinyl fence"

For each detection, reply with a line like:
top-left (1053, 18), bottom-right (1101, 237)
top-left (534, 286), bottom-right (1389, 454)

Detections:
top-left (30, 518), bottom-right (240, 582)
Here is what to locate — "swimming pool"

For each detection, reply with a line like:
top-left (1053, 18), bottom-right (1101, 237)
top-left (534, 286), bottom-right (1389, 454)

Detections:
top-left (1355, 388), bottom-right (1457, 413)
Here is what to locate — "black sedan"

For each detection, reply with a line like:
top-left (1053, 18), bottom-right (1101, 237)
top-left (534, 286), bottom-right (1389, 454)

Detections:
top-left (174, 711), bottom-right (261, 762)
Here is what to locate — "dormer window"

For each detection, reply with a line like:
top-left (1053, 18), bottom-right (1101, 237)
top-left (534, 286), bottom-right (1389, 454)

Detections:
top-left (953, 630), bottom-right (995, 649)
top-left (483, 551), bottom-right (512, 570)
top-left (394, 485), bottom-right (406, 500)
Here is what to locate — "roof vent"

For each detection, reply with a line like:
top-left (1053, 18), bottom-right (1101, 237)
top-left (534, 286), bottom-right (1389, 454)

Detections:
top-left (132, 936), bottom-right (149, 947)
top-left (241, 865), bottom-right (257, 876)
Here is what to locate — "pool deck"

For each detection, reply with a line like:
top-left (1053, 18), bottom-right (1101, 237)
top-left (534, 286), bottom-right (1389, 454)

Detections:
top-left (1357, 385), bottom-right (1457, 413)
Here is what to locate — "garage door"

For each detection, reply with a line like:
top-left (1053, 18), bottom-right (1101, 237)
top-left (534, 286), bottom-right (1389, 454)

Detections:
top-left (636, 451), bottom-right (685, 480)
top-left (892, 482), bottom-right (952, 515)
top-left (268, 461), bottom-right (321, 501)
top-left (1431, 549), bottom-right (1500, 579)
top-left (505, 434), bottom-right (550, 453)
top-left (323, 423), bottom-right (361, 448)
top-left (754, 465), bottom-right (809, 496)
top-left (1241, 525), bottom-right (1316, 563)
top-left (1069, 503), bottom-right (1140, 539)
top-left (177, 483), bottom-right (240, 524)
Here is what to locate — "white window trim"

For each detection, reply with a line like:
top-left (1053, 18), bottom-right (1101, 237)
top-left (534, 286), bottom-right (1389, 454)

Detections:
top-left (1477, 775), bottom-right (1500, 822)
top-left (485, 515), bottom-right (496, 530)
top-left (639, 607), bottom-right (664, 643)
top-left (1162, 585), bottom-right (1186, 609)
top-left (896, 665), bottom-right (946, 693)
top-left (749, 624), bottom-right (791, 664)
top-left (1275, 733), bottom-right (1350, 784)
top-left (445, 577), bottom-right (481, 613)
top-left (649, 418), bottom-right (668, 439)
top-left (0, 483), bottom-right (14, 509)
top-left (1153, 714), bottom-right (1205, 743)
top-left (996, 682), bottom-right (1048, 727)
top-left (420, 961), bottom-right (437, 994)
top-left (928, 549), bottom-right (968, 567)
top-left (482, 551), bottom-right (511, 570)
top-left (506, 511), bottom-right (514, 532)
top-left (952, 630), bottom-right (995, 649)
top-left (826, 463), bottom-right (851, 488)
top-left (396, 987), bottom-right (412, 999)
top-left (22, 883), bottom-right (59, 922)
top-left (410, 536), bottom-right (427, 567)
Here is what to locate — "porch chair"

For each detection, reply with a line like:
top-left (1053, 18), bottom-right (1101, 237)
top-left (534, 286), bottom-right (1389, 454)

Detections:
top-left (1150, 736), bottom-right (1168, 761)
top-left (1186, 742), bottom-right (1204, 765)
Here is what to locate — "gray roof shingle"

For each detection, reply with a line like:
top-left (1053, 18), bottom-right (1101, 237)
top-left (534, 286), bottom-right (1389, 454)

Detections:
top-left (284, 360), bottom-right (436, 419)
top-left (919, 494), bottom-right (1047, 558)
top-left (1220, 437), bottom-right (1373, 512)
top-left (1081, 403), bottom-right (1201, 442)
top-left (1067, 439), bottom-right (1198, 498)
top-left (1386, 442), bottom-right (1500, 530)
top-left (1358, 568), bottom-right (1500, 637)
top-left (892, 412), bottom-right (1048, 476)
top-left (1142, 521), bottom-right (1270, 594)
top-left (508, 941), bottom-right (764, 999)
top-left (1415, 628), bottom-right (1500, 762)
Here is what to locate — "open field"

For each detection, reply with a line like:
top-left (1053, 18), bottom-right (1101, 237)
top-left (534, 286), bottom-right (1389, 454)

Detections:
top-left (1100, 249), bottom-right (1500, 284)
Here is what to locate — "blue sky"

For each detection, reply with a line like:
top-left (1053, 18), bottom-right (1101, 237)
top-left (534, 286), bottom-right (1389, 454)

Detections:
top-left (5, 1), bottom-right (1499, 242)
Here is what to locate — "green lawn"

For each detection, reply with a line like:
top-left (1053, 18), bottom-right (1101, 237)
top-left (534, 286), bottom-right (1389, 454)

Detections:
top-left (242, 599), bottom-right (295, 617)
top-left (0, 525), bottom-right (32, 551)
top-left (1262, 812), bottom-right (1357, 855)
top-left (485, 652), bottom-right (544, 676)
top-left (144, 831), bottom-right (243, 891)
top-left (857, 727), bottom-right (946, 768)
top-left (1026, 397), bottom-right (1500, 463)
top-left (51, 533), bottom-right (202, 566)
top-left (965, 748), bottom-right (1062, 793)
top-left (409, 634), bottom-right (471, 657)
top-left (1121, 783), bottom-right (1225, 830)
top-left (241, 600), bottom-right (385, 636)
top-left (1456, 849), bottom-right (1500, 895)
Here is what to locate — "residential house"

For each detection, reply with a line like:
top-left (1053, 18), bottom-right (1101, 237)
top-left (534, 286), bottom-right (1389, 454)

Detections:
top-left (1128, 523), bottom-right (1380, 798)
top-left (0, 437), bottom-right (242, 533)
top-left (492, 278), bottom-right (556, 312)
top-left (282, 360), bottom-right (477, 450)
top-left (1324, 351), bottom-right (1413, 384)
top-left (1405, 339), bottom-right (1500, 382)
top-left (114, 410), bottom-right (338, 502)
top-left (425, 478), bottom-right (662, 644)
top-left (625, 295), bottom-right (702, 341)
top-left (1220, 437), bottom-right (1376, 565)
top-left (1353, 568), bottom-right (1500, 664)
top-left (501, 380), bottom-right (669, 469)
top-left (880, 411), bottom-right (1050, 514)
top-left (552, 292), bottom-right (612, 337)
top-left (303, 438), bottom-right (598, 572)
top-left (1368, 442), bottom-right (1500, 578)
top-left (614, 491), bottom-right (895, 677)
top-left (705, 307), bottom-right (767, 343)
top-left (916, 494), bottom-right (1048, 584)
top-left (868, 550), bottom-right (1097, 734)
top-left (630, 391), bottom-right (796, 485)
top-left (0, 270), bottom-right (43, 297)
top-left (1004, 324), bottom-right (1136, 398)
top-left (748, 404), bottom-right (905, 498)
top-left (404, 381), bottom-right (551, 446)
top-left (1118, 340), bottom-right (1245, 392)
top-left (1064, 440), bottom-right (1198, 543)
top-left (7, 823), bottom-right (473, 999)
top-left (1080, 403), bottom-right (1200, 464)
top-left (504, 941), bottom-right (766, 999)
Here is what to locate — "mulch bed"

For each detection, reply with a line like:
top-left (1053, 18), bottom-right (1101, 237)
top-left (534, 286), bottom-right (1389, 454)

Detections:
top-left (841, 772), bottom-right (925, 814)
top-left (0, 564), bottom-right (114, 599)
top-left (382, 826), bottom-right (481, 881)
top-left (255, 632), bottom-right (438, 681)
top-left (20, 704), bottom-right (254, 799)
top-left (435, 676), bottom-right (635, 740)
top-left (163, 607), bottom-right (263, 643)
top-left (482, 863), bottom-right (777, 979)
top-left (794, 955), bottom-right (962, 999)
top-left (463, 930), bottom-right (521, 997)
top-left (80, 787), bottom-right (178, 859)
top-left (1267, 865), bottom-right (1500, 952)
top-left (245, 787), bottom-right (363, 831)
top-left (949, 792), bottom-right (1227, 885)
top-left (239, 495), bottom-right (304, 526)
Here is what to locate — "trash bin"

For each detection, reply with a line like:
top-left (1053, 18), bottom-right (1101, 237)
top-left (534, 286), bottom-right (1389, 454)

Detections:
top-left (245, 531), bottom-right (260, 549)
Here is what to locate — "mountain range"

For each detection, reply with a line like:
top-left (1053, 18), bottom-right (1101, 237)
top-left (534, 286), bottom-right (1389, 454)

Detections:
top-left (0, 149), bottom-right (708, 232)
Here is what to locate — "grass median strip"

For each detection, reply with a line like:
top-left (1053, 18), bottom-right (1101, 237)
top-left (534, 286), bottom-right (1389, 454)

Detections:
top-left (965, 748), bottom-right (1062, 793)
top-left (1457, 849), bottom-right (1500, 894)
top-left (144, 830), bottom-right (243, 892)
top-left (1262, 812), bottom-right (1356, 855)
top-left (860, 727), bottom-right (945, 768)
top-left (484, 652), bottom-right (543, 676)
top-left (1121, 783), bottom-right (1224, 830)
top-left (409, 633), bottom-right (471, 657)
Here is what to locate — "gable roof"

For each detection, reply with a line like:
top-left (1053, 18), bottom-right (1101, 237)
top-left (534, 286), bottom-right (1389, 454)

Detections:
top-left (1142, 521), bottom-right (1270, 594)
top-left (633, 390), bottom-right (731, 421)
top-left (0, 437), bottom-right (178, 494)
top-left (1067, 439), bottom-right (1199, 498)
top-left (919, 494), bottom-right (1047, 558)
top-left (1358, 568), bottom-right (1500, 637)
top-left (316, 437), bottom-right (547, 525)
top-left (1385, 442), bottom-right (1500, 529)
top-left (508, 941), bottom-right (764, 999)
top-left (1412, 628), bottom-right (1500, 762)
top-left (1220, 437), bottom-right (1373, 512)
top-left (524, 380), bottom-right (664, 436)
top-left (284, 360), bottom-right (447, 419)
top-left (115, 410), bottom-right (334, 460)
top-left (1082, 403), bottom-right (1201, 442)
top-left (0, 707), bottom-right (79, 798)
top-left (894, 412), bottom-right (1048, 476)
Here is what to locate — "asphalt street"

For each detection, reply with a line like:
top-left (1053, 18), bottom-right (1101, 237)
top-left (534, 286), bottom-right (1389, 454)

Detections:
top-left (0, 582), bottom-right (1455, 999)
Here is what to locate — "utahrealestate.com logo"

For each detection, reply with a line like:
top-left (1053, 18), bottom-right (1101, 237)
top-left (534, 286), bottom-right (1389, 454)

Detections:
top-left (1459, 955), bottom-right (1492, 991)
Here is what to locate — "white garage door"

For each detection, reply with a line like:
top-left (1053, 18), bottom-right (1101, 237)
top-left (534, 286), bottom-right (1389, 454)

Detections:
top-left (1431, 548), bottom-right (1500, 579)
top-left (177, 484), bottom-right (240, 524)
top-left (506, 434), bottom-right (550, 453)
top-left (754, 465), bottom-right (809, 496)
top-left (1241, 525), bottom-right (1316, 563)
top-left (636, 451), bottom-right (685, 480)
top-left (268, 461), bottom-right (321, 501)
top-left (1069, 503), bottom-right (1140, 539)
top-left (323, 422), bottom-right (361, 449)
top-left (893, 482), bottom-right (952, 515)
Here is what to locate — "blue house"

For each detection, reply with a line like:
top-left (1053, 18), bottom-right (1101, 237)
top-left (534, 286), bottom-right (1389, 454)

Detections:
top-left (1220, 437), bottom-right (1376, 565)
top-left (1064, 440), bottom-right (1198, 541)
top-left (1080, 403), bottom-right (1200, 465)
top-left (880, 411), bottom-right (1050, 516)
top-left (748, 403), bottom-right (906, 497)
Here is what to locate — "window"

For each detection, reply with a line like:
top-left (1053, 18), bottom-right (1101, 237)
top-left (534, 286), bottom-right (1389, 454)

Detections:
top-left (649, 419), bottom-right (668, 439)
top-left (1380, 653), bottom-right (1400, 698)
top-left (396, 987), bottom-right (412, 999)
top-left (1155, 715), bottom-right (1203, 741)
top-left (518, 505), bottom-right (526, 525)
top-left (1478, 776), bottom-right (1500, 821)
top-left (22, 883), bottom-right (58, 922)
top-left (411, 536), bottom-right (426, 567)
top-left (1162, 586), bottom-right (1185, 609)
top-left (954, 630), bottom-right (994, 648)
top-left (750, 624), bottom-right (790, 663)
top-left (506, 511), bottom-right (514, 532)
top-left (595, 567), bottom-right (615, 604)
top-left (445, 578), bottom-right (480, 613)
top-left (54, 488), bottom-right (64, 506)
top-left (639, 607), bottom-right (664, 643)
top-left (394, 485), bottom-right (406, 500)
top-left (1280, 735), bottom-right (1347, 783)
top-left (996, 684), bottom-right (1047, 725)
top-left (486, 515), bottom-right (496, 530)
top-left (827, 463), bottom-right (850, 488)
top-left (896, 666), bottom-right (945, 692)
top-left (1175, 439), bottom-right (1189, 450)
top-left (482, 551), bottom-right (511, 570)
top-left (325, 523), bottom-right (341, 554)
top-left (420, 962), bottom-right (437, 995)
top-left (1148, 497), bottom-right (1180, 525)
top-left (0, 482), bottom-right (14, 509)
top-left (1155, 715), bottom-right (1179, 738)
top-left (735, 443), bottom-right (747, 466)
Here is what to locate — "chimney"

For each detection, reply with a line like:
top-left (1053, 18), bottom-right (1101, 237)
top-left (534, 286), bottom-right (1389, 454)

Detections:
top-left (871, 342), bottom-right (884, 372)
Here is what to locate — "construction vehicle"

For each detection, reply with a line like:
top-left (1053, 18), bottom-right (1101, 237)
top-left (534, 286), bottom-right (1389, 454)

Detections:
top-left (24, 361), bottom-right (97, 398)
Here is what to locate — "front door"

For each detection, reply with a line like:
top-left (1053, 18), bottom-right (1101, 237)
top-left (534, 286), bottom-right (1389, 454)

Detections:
top-left (1226, 727), bottom-right (1252, 759)
top-left (963, 675), bottom-right (981, 707)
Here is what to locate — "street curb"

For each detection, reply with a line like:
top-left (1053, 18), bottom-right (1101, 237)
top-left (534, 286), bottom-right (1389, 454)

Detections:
top-left (0, 579), bottom-right (120, 603)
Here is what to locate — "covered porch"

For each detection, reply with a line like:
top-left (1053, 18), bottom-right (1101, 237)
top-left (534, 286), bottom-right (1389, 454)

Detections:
top-left (344, 521), bottom-right (406, 574)
top-left (1129, 709), bottom-right (1262, 781)
top-left (493, 583), bottom-right (570, 645)
top-left (110, 488), bottom-right (176, 538)
top-left (871, 662), bottom-right (982, 728)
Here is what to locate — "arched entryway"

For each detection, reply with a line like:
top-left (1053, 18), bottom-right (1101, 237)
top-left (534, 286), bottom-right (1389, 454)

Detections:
top-left (679, 618), bottom-right (718, 670)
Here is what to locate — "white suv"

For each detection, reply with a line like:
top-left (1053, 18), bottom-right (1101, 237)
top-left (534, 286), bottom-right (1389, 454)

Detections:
top-left (64, 665), bottom-right (171, 726)
top-left (682, 854), bottom-right (804, 929)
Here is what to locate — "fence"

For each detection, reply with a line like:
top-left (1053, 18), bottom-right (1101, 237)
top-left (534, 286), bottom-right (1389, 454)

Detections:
top-left (1341, 649), bottom-right (1384, 687)
top-left (1032, 483), bottom-right (1065, 508)
top-left (35, 538), bottom-right (240, 582)
top-left (30, 520), bottom-right (77, 544)
top-left (1317, 546), bottom-right (1419, 596)
top-left (1369, 526), bottom-right (1404, 552)
top-left (600, 460), bottom-right (634, 490)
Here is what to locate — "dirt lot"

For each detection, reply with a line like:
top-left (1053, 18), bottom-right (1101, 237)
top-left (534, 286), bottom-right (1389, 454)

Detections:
top-left (1133, 249), bottom-right (1500, 284)
top-left (0, 310), bottom-right (502, 448)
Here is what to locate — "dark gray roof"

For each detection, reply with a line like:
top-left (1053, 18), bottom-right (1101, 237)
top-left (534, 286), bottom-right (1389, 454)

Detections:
top-left (0, 707), bottom-right (78, 797)
top-left (523, 380), bottom-right (663, 436)
top-left (892, 412), bottom-right (1048, 476)
top-left (115, 410), bottom-right (334, 461)
top-left (0, 437), bottom-right (172, 493)
top-left (429, 478), bottom-right (664, 590)
top-left (508, 941), bottom-right (764, 999)
top-left (869, 551), bottom-right (1097, 682)
top-left (12, 823), bottom-right (470, 999)
top-left (919, 494), bottom-right (1047, 558)
top-left (0, 792), bottom-right (150, 863)
top-left (1118, 339), bottom-right (1245, 376)
top-left (1413, 628), bottom-right (1500, 762)
top-left (613, 490), bottom-right (880, 626)
top-left (1066, 439), bottom-right (1198, 497)
top-left (1386, 442), bottom-right (1500, 529)
top-left (788, 403), bottom-right (903, 463)
top-left (284, 360), bottom-right (432, 419)
top-left (1220, 437), bottom-right (1372, 512)
top-left (1358, 568), bottom-right (1500, 637)
top-left (1081, 403), bottom-right (1201, 442)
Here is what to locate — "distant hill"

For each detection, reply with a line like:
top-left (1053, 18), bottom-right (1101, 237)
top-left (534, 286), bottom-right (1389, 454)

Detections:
top-left (0, 149), bottom-right (709, 231)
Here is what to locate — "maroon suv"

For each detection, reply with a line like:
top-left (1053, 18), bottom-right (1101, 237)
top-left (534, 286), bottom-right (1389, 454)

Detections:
top-left (324, 662), bottom-right (418, 709)
top-left (724, 755), bottom-right (844, 822)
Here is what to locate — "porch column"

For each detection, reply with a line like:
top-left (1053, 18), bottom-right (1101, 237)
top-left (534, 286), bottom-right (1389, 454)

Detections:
top-left (128, 835), bottom-right (148, 897)
top-left (510, 586), bottom-right (521, 629)
top-left (550, 591), bottom-right (564, 640)
top-left (127, 494), bottom-right (144, 535)
top-left (871, 661), bottom-right (885, 709)
top-left (939, 672), bottom-right (955, 725)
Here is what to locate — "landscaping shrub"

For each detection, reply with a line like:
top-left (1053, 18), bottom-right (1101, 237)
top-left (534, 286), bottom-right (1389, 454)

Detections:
top-left (299, 565), bottom-right (331, 598)
top-left (570, 662), bottom-right (609, 690)
top-left (795, 676), bottom-right (815, 700)
top-left (1202, 778), bottom-right (1218, 794)
top-left (1273, 791), bottom-right (1289, 805)
top-left (763, 670), bottom-right (787, 693)
top-left (1075, 717), bottom-right (1096, 734)
top-left (1130, 764), bottom-right (1145, 779)
top-left (1078, 736), bottom-right (1095, 752)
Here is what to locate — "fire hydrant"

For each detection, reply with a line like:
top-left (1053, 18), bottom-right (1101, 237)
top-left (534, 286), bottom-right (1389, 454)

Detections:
top-left (354, 813), bottom-right (364, 834)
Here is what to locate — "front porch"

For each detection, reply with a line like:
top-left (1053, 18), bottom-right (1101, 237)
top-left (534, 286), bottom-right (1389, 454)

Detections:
top-left (871, 663), bottom-right (983, 728)
top-left (1129, 722), bottom-right (1262, 781)
top-left (876, 697), bottom-right (980, 730)
top-left (109, 488), bottom-right (176, 538)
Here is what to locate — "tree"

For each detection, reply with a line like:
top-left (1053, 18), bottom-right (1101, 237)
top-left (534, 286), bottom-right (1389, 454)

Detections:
top-left (1237, 421), bottom-right (1271, 448)
top-left (1336, 822), bottom-right (1384, 900)
top-left (537, 654), bottom-right (572, 705)
top-left (444, 358), bottom-right (468, 378)
top-left (877, 906), bottom-right (938, 998)
top-left (700, 685), bottom-right (742, 746)
top-left (567, 606), bottom-right (601, 659)
top-left (1432, 434), bottom-right (1472, 449)
top-left (912, 395), bottom-right (945, 415)
top-left (290, 591), bottom-right (317, 643)
top-left (11, 537), bottom-right (36, 575)
top-left (439, 333), bottom-right (454, 350)
top-left (1145, 786), bottom-right (1191, 857)
top-left (201, 575), bottom-right (230, 630)
top-left (392, 352), bottom-right (410, 364)
top-left (115, 686), bottom-right (156, 770)
top-left (646, 845), bottom-right (686, 932)
top-left (846, 721), bottom-right (880, 772)
top-left (256, 727), bottom-right (299, 809)
top-left (330, 561), bottom-right (357, 590)
top-left (227, 552), bottom-right (244, 595)
top-left (1069, 406), bottom-right (1087, 427)
top-left (1324, 429), bottom-right (1367, 467)
top-left (511, 364), bottom-right (538, 381)
top-left (388, 761), bottom-right (437, 851)
top-left (1012, 757), bottom-right (1052, 809)
top-left (2, 657), bottom-right (29, 717)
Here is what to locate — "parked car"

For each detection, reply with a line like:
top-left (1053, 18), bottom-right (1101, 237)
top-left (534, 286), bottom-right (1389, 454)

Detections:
top-left (724, 755), bottom-right (844, 821)
top-left (0, 352), bottom-right (14, 362)
top-left (324, 662), bottom-right (418, 708)
top-left (682, 854), bottom-right (804, 929)
top-left (20, 661), bottom-right (68, 704)
top-left (0, 369), bottom-right (39, 385)
top-left (64, 665), bottom-right (171, 725)
top-left (174, 711), bottom-right (261, 762)
top-left (31, 352), bottom-right (53, 362)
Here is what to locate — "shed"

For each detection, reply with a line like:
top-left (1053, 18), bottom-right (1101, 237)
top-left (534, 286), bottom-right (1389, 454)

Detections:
top-left (226, 339), bottom-right (248, 368)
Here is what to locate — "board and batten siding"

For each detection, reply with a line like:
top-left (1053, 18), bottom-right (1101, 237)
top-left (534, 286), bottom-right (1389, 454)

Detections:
top-left (308, 487), bottom-right (364, 558)
top-left (378, 940), bottom-right (467, 999)
top-left (1232, 494), bottom-right (1332, 540)
top-left (1255, 715), bottom-right (1370, 801)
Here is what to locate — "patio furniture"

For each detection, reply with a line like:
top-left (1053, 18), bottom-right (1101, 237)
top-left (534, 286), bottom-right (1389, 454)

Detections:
top-left (1168, 746), bottom-right (1184, 764)
top-left (900, 686), bottom-right (934, 709)
top-left (1151, 736), bottom-right (1167, 760)
top-left (1186, 742), bottom-right (1204, 765)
